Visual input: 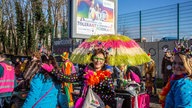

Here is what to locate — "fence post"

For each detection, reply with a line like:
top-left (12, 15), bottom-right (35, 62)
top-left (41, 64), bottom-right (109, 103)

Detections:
top-left (139, 11), bottom-right (142, 42)
top-left (177, 3), bottom-right (180, 40)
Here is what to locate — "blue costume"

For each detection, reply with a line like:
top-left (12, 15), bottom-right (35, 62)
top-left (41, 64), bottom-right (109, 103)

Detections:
top-left (22, 73), bottom-right (60, 108)
top-left (165, 77), bottom-right (192, 108)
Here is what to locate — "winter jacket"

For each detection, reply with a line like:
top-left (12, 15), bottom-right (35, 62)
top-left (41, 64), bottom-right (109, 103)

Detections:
top-left (22, 69), bottom-right (59, 108)
top-left (165, 77), bottom-right (192, 108)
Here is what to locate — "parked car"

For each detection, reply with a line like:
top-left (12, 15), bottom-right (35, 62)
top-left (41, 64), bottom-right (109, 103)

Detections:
top-left (160, 37), bottom-right (178, 41)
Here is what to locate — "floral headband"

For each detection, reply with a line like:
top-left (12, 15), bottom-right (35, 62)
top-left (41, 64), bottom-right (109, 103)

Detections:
top-left (173, 39), bottom-right (192, 57)
top-left (88, 41), bottom-right (112, 57)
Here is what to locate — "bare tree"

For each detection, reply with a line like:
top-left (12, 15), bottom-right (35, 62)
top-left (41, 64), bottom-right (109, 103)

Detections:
top-left (0, 0), bottom-right (69, 55)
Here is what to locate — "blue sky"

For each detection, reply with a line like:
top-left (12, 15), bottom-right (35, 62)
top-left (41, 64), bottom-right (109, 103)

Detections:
top-left (118, 0), bottom-right (192, 15)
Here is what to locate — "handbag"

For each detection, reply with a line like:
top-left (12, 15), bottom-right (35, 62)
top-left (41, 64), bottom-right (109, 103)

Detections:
top-left (82, 87), bottom-right (105, 108)
top-left (132, 93), bottom-right (150, 108)
top-left (74, 86), bottom-right (87, 108)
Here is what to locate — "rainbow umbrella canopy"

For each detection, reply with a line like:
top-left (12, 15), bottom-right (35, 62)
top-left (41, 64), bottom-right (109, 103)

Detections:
top-left (70, 34), bottom-right (151, 66)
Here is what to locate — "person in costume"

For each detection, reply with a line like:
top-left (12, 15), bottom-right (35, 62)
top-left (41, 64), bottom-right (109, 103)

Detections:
top-left (161, 49), bottom-right (173, 86)
top-left (115, 64), bottom-right (141, 85)
top-left (22, 54), bottom-right (59, 108)
top-left (60, 52), bottom-right (76, 107)
top-left (116, 64), bottom-right (127, 90)
top-left (142, 55), bottom-right (157, 96)
top-left (83, 48), bottom-right (115, 108)
top-left (51, 48), bottom-right (116, 108)
top-left (118, 65), bottom-right (141, 108)
top-left (164, 42), bottom-right (192, 108)
top-left (158, 74), bottom-right (186, 108)
top-left (0, 53), bottom-right (16, 108)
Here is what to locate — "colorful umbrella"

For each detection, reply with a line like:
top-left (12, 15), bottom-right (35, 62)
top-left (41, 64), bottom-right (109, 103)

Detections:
top-left (70, 34), bottom-right (151, 66)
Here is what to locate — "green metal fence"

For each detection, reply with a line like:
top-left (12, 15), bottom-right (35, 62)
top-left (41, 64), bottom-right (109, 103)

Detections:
top-left (118, 1), bottom-right (192, 42)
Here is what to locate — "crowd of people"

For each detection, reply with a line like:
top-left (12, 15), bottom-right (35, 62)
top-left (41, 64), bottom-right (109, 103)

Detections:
top-left (0, 48), bottom-right (147, 108)
top-left (1, 40), bottom-right (192, 108)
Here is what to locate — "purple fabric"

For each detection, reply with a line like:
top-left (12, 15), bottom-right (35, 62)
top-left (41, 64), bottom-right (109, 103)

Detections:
top-left (74, 86), bottom-right (87, 108)
top-left (131, 71), bottom-right (141, 83)
top-left (74, 97), bottom-right (85, 108)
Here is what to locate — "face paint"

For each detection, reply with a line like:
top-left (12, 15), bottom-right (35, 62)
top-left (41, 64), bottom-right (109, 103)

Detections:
top-left (93, 56), bottom-right (105, 62)
top-left (93, 53), bottom-right (105, 71)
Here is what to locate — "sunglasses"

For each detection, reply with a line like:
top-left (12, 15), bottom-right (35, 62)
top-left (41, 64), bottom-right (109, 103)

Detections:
top-left (93, 56), bottom-right (105, 62)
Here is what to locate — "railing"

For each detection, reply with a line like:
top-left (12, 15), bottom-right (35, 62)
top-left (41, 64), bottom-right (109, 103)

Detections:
top-left (118, 1), bottom-right (192, 42)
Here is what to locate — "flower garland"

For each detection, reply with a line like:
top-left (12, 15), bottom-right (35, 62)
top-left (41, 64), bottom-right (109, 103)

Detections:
top-left (84, 69), bottom-right (112, 86)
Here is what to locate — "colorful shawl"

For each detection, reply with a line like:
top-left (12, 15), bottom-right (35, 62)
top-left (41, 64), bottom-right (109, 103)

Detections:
top-left (159, 73), bottom-right (187, 108)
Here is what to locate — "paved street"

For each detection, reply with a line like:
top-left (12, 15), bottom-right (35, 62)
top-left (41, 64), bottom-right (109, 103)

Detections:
top-left (150, 95), bottom-right (161, 108)
top-left (150, 88), bottom-right (162, 108)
